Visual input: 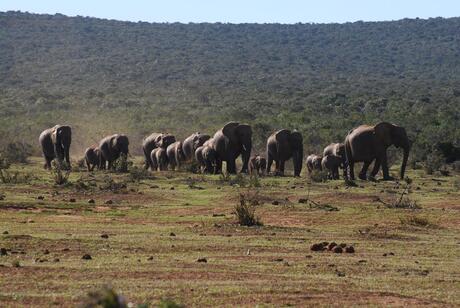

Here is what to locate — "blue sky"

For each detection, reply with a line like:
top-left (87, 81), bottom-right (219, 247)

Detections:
top-left (1, 0), bottom-right (459, 23)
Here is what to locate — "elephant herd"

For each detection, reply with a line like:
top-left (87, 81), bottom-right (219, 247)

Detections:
top-left (39, 121), bottom-right (411, 181)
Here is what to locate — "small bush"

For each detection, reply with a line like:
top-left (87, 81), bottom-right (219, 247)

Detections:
top-left (452, 161), bottom-right (460, 172)
top-left (128, 166), bottom-right (153, 182)
top-left (99, 176), bottom-right (127, 192)
top-left (219, 171), bottom-right (231, 183)
top-left (424, 150), bottom-right (444, 175)
top-left (453, 177), bottom-right (460, 190)
top-left (12, 260), bottom-right (21, 268)
top-left (399, 215), bottom-right (433, 227)
top-left (1, 142), bottom-right (31, 164)
top-left (80, 286), bottom-right (127, 308)
top-left (309, 169), bottom-right (329, 182)
top-left (234, 191), bottom-right (263, 226)
top-left (157, 298), bottom-right (185, 308)
top-left (248, 174), bottom-right (261, 187)
top-left (51, 161), bottom-right (70, 185)
top-left (112, 153), bottom-right (130, 173)
top-left (0, 170), bottom-right (32, 184)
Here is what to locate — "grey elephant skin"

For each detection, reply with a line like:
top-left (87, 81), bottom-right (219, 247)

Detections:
top-left (84, 146), bottom-right (101, 171)
top-left (195, 144), bottom-right (218, 174)
top-left (150, 147), bottom-right (168, 171)
top-left (345, 122), bottom-right (410, 181)
top-left (166, 141), bottom-right (186, 170)
top-left (182, 132), bottom-right (211, 162)
top-left (39, 125), bottom-right (72, 169)
top-left (321, 155), bottom-right (342, 179)
top-left (142, 133), bottom-right (176, 169)
top-left (208, 122), bottom-right (252, 174)
top-left (266, 129), bottom-right (303, 176)
top-left (306, 154), bottom-right (322, 173)
top-left (323, 143), bottom-right (346, 178)
top-left (249, 155), bottom-right (267, 176)
top-left (98, 134), bottom-right (129, 170)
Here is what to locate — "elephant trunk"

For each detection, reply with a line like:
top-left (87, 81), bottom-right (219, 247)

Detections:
top-left (400, 146), bottom-right (409, 179)
top-left (293, 148), bottom-right (303, 176)
top-left (240, 140), bottom-right (252, 173)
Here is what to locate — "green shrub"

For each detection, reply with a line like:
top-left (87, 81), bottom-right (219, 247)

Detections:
top-left (1, 142), bottom-right (31, 164)
top-left (128, 165), bottom-right (153, 182)
top-left (424, 150), bottom-right (444, 175)
top-left (51, 161), bottom-right (70, 185)
top-left (80, 286), bottom-right (127, 308)
top-left (112, 153), bottom-right (130, 173)
top-left (157, 298), bottom-right (185, 308)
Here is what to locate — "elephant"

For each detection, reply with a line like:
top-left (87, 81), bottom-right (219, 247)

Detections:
top-left (321, 155), bottom-right (342, 180)
top-left (166, 141), bottom-right (186, 170)
top-left (208, 122), bottom-right (252, 174)
top-left (182, 132), bottom-right (211, 162)
top-left (249, 155), bottom-right (267, 176)
top-left (344, 122), bottom-right (410, 181)
top-left (195, 145), bottom-right (218, 174)
top-left (150, 148), bottom-right (168, 171)
top-left (266, 129), bottom-right (303, 176)
top-left (306, 155), bottom-right (322, 173)
top-left (84, 146), bottom-right (101, 171)
top-left (142, 133), bottom-right (176, 169)
top-left (39, 125), bottom-right (72, 169)
top-left (98, 134), bottom-right (129, 170)
top-left (323, 143), bottom-right (346, 178)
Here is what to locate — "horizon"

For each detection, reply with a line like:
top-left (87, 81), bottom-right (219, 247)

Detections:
top-left (1, 0), bottom-right (459, 24)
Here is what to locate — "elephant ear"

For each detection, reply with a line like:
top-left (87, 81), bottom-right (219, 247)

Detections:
top-left (221, 122), bottom-right (240, 141)
top-left (374, 122), bottom-right (394, 147)
top-left (275, 129), bottom-right (291, 148)
top-left (51, 126), bottom-right (59, 144)
top-left (110, 134), bottom-right (119, 150)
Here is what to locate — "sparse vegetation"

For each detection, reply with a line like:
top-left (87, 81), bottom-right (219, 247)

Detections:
top-left (399, 215), bottom-right (435, 227)
top-left (234, 190), bottom-right (263, 226)
top-left (50, 161), bottom-right (70, 185)
top-left (309, 169), bottom-right (329, 182)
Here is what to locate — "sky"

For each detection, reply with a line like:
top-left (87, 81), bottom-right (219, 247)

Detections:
top-left (1, 0), bottom-right (459, 24)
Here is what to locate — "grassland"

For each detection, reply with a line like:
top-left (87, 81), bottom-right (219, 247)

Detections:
top-left (0, 157), bottom-right (459, 307)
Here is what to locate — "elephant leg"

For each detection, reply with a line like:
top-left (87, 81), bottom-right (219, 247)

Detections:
top-left (348, 161), bottom-right (355, 180)
top-left (334, 166), bottom-right (339, 179)
top-left (279, 160), bottom-right (285, 176)
top-left (65, 147), bottom-right (71, 167)
top-left (370, 158), bottom-right (381, 179)
top-left (267, 154), bottom-right (273, 175)
top-left (380, 152), bottom-right (393, 180)
top-left (359, 161), bottom-right (371, 180)
top-left (215, 158), bottom-right (222, 174)
top-left (44, 156), bottom-right (53, 169)
top-left (86, 159), bottom-right (91, 171)
top-left (227, 159), bottom-right (237, 174)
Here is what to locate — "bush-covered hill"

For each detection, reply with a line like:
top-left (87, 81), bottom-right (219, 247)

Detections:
top-left (0, 11), bottom-right (459, 160)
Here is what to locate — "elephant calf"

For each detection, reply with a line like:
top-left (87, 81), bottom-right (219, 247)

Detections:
top-left (321, 155), bottom-right (342, 180)
top-left (195, 145), bottom-right (218, 174)
top-left (84, 146), bottom-right (101, 171)
top-left (249, 155), bottom-right (267, 176)
top-left (150, 148), bottom-right (168, 171)
top-left (306, 155), bottom-right (322, 173)
top-left (166, 141), bottom-right (186, 171)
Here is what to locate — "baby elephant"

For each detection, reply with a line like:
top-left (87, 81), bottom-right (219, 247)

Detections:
top-left (84, 146), bottom-right (101, 171)
top-left (306, 154), bottom-right (322, 173)
top-left (249, 155), bottom-right (267, 176)
top-left (322, 154), bottom-right (342, 180)
top-left (195, 145), bottom-right (218, 174)
top-left (150, 148), bottom-right (168, 171)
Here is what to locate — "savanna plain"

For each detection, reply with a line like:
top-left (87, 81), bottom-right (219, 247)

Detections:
top-left (0, 158), bottom-right (459, 307)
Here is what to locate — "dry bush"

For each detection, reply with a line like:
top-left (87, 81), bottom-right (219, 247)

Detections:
top-left (399, 215), bottom-right (434, 227)
top-left (309, 169), bottom-right (329, 182)
top-left (80, 286), bottom-right (127, 308)
top-left (234, 190), bottom-right (263, 226)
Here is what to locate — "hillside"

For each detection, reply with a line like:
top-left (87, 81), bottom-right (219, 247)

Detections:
top-left (1, 11), bottom-right (459, 158)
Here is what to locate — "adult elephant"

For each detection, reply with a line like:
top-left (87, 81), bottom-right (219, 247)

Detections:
top-left (182, 132), bottom-right (211, 161)
top-left (166, 141), bottom-right (186, 170)
top-left (266, 129), bottom-right (303, 176)
top-left (142, 133), bottom-right (176, 169)
top-left (99, 134), bottom-right (129, 170)
top-left (39, 125), bottom-right (72, 169)
top-left (345, 122), bottom-right (410, 181)
top-left (209, 122), bottom-right (252, 174)
top-left (323, 143), bottom-right (346, 178)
